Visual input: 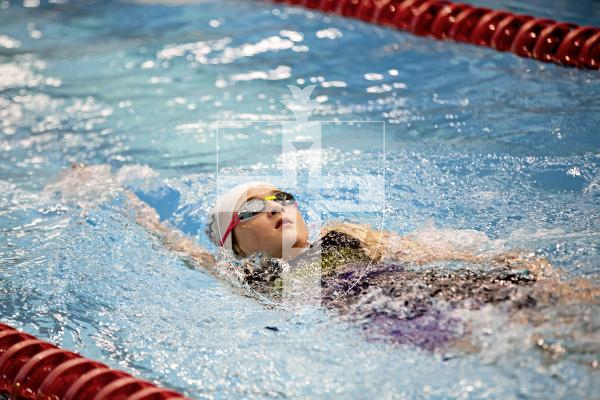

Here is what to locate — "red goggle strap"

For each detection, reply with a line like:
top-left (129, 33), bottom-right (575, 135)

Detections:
top-left (220, 213), bottom-right (240, 247)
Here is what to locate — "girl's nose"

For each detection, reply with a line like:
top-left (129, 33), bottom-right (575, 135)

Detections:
top-left (266, 201), bottom-right (284, 216)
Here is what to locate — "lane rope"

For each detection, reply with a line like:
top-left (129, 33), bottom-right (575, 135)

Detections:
top-left (0, 323), bottom-right (188, 400)
top-left (272, 0), bottom-right (600, 69)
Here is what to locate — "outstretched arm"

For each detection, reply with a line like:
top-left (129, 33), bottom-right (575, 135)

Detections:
top-left (53, 164), bottom-right (217, 272)
top-left (124, 191), bottom-right (216, 272)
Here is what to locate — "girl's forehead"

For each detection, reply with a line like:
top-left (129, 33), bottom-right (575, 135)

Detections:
top-left (244, 187), bottom-right (278, 201)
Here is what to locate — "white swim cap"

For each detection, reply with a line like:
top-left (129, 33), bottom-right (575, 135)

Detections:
top-left (205, 181), bottom-right (278, 254)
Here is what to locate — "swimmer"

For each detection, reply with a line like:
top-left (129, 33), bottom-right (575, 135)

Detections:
top-left (128, 178), bottom-right (507, 272)
top-left (54, 164), bottom-right (600, 357)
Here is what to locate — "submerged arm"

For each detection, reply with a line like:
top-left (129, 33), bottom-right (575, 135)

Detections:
top-left (331, 222), bottom-right (556, 278)
top-left (380, 230), bottom-right (481, 264)
top-left (385, 230), bottom-right (555, 278)
top-left (318, 222), bottom-right (478, 264)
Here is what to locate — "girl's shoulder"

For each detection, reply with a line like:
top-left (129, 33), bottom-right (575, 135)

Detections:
top-left (287, 225), bottom-right (374, 276)
top-left (314, 228), bottom-right (363, 250)
top-left (234, 222), bottom-right (385, 294)
top-left (317, 222), bottom-right (386, 262)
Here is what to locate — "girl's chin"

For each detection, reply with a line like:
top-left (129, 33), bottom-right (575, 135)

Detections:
top-left (280, 246), bottom-right (307, 260)
top-left (281, 228), bottom-right (299, 243)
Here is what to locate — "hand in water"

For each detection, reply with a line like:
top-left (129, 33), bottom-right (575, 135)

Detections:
top-left (43, 163), bottom-right (121, 210)
top-left (49, 163), bottom-right (216, 269)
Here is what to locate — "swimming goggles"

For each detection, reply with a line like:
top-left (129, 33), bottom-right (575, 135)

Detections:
top-left (220, 191), bottom-right (298, 246)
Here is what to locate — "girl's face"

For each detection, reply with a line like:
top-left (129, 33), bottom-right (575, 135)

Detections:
top-left (232, 186), bottom-right (309, 259)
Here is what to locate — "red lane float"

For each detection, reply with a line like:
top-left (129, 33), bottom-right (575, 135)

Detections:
top-left (0, 323), bottom-right (188, 400)
top-left (271, 0), bottom-right (600, 69)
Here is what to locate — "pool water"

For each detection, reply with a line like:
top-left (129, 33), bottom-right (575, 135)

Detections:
top-left (1, 0), bottom-right (600, 398)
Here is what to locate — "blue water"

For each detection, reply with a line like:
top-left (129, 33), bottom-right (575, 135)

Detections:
top-left (1, 0), bottom-right (600, 398)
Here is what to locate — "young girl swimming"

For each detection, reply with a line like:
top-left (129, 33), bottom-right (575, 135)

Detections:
top-left (53, 164), bottom-right (600, 356)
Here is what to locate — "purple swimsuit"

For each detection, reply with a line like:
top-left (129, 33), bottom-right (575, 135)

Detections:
top-left (237, 230), bottom-right (537, 351)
